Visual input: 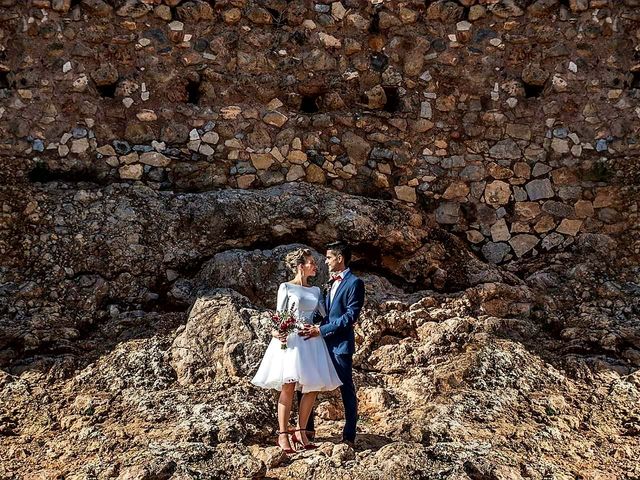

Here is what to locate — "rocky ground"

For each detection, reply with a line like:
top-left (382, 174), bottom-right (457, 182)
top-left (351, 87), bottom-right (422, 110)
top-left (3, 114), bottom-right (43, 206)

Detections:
top-left (0, 182), bottom-right (638, 479)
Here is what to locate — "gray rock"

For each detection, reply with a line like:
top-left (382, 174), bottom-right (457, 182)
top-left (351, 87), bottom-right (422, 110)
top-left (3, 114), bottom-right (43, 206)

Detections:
top-left (532, 163), bottom-right (552, 177)
top-left (113, 140), bottom-right (131, 155)
top-left (595, 139), bottom-right (608, 152)
top-left (370, 147), bottom-right (395, 161)
top-left (32, 139), bottom-right (44, 152)
top-left (482, 242), bottom-right (511, 264)
top-left (460, 165), bottom-right (487, 181)
top-left (72, 127), bottom-right (88, 139)
top-left (435, 202), bottom-right (460, 225)
top-left (489, 139), bottom-right (521, 160)
top-left (513, 186), bottom-right (528, 202)
top-left (542, 200), bottom-right (574, 218)
top-left (525, 179), bottom-right (554, 201)
top-left (553, 127), bottom-right (568, 138)
top-left (509, 234), bottom-right (539, 257)
top-left (541, 232), bottom-right (564, 250)
top-left (420, 102), bottom-right (433, 119)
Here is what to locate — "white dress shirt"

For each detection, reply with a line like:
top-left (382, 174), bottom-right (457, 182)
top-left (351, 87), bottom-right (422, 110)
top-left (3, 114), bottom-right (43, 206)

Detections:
top-left (329, 268), bottom-right (350, 304)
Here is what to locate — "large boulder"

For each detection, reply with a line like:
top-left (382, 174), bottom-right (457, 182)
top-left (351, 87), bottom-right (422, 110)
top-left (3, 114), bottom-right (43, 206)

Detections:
top-left (170, 289), bottom-right (269, 385)
top-left (193, 244), bottom-right (329, 307)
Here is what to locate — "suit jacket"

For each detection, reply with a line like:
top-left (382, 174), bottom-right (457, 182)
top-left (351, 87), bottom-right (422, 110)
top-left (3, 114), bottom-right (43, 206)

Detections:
top-left (319, 270), bottom-right (365, 355)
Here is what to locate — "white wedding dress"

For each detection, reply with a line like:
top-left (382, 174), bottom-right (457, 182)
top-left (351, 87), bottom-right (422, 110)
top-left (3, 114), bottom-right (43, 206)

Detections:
top-left (251, 282), bottom-right (342, 393)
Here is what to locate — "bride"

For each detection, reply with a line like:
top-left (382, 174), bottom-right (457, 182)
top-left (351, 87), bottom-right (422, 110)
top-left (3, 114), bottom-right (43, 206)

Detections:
top-left (251, 248), bottom-right (342, 453)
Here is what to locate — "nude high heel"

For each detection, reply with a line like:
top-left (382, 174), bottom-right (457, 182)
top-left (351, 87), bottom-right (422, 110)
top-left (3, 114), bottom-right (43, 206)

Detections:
top-left (276, 431), bottom-right (295, 454)
top-left (291, 429), bottom-right (318, 450)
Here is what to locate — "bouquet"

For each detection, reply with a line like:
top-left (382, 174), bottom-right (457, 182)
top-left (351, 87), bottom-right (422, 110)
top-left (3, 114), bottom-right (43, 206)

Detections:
top-left (270, 307), bottom-right (300, 350)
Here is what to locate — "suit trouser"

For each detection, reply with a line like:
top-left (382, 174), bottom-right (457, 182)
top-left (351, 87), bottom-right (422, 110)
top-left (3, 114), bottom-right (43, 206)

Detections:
top-left (332, 352), bottom-right (358, 441)
top-left (298, 352), bottom-right (357, 441)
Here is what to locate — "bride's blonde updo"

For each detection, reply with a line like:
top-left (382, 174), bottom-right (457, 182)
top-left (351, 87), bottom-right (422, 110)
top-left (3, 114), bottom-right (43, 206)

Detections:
top-left (284, 248), bottom-right (313, 274)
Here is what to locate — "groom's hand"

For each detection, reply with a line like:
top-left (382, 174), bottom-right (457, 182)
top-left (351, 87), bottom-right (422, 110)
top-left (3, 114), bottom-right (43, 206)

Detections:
top-left (298, 324), bottom-right (320, 339)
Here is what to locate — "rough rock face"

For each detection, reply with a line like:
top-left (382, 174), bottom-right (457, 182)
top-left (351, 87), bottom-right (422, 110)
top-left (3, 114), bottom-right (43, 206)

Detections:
top-left (170, 289), bottom-right (268, 384)
top-left (1, 1), bottom-right (639, 479)
top-left (1, 181), bottom-right (518, 368)
top-left (0, 250), bottom-right (638, 478)
top-left (0, 0), bottom-right (637, 264)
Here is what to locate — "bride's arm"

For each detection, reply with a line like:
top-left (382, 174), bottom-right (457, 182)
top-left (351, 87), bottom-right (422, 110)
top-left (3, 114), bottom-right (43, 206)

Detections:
top-left (317, 287), bottom-right (326, 317)
top-left (276, 282), bottom-right (288, 311)
top-left (272, 283), bottom-right (289, 341)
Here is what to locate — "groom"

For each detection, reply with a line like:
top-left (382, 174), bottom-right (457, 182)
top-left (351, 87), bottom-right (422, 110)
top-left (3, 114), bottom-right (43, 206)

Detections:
top-left (299, 241), bottom-right (365, 447)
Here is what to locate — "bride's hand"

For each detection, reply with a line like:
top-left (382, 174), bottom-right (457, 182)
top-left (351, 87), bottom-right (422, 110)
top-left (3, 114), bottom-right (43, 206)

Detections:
top-left (272, 330), bottom-right (288, 342)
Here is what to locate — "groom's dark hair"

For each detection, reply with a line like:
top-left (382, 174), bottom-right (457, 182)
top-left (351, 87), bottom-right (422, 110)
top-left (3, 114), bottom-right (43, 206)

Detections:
top-left (326, 241), bottom-right (352, 266)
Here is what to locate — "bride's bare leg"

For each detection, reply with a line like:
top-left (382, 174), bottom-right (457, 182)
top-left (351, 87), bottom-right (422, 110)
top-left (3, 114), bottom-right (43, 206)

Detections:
top-left (277, 383), bottom-right (296, 449)
top-left (297, 391), bottom-right (319, 444)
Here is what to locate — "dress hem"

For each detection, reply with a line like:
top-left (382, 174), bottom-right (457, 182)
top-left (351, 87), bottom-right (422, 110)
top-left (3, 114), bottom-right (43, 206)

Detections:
top-left (251, 379), bottom-right (342, 393)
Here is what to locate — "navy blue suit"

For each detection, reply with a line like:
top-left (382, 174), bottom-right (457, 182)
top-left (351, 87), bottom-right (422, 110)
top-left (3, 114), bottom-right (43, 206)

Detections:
top-left (319, 269), bottom-right (365, 442)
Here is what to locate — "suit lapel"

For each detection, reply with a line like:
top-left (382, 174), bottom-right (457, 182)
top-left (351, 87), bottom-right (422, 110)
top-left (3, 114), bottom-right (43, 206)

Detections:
top-left (330, 271), bottom-right (351, 313)
top-left (325, 287), bottom-right (330, 313)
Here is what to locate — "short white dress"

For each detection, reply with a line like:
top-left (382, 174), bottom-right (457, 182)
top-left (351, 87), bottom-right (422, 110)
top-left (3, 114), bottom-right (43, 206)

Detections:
top-left (251, 282), bottom-right (342, 393)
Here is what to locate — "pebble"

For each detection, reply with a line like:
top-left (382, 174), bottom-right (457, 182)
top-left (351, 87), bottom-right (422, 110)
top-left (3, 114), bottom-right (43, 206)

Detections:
top-left (70, 138), bottom-right (89, 154)
top-left (72, 75), bottom-right (88, 92)
top-left (331, 2), bottom-right (346, 20)
top-left (58, 144), bottom-right (69, 157)
top-left (201, 132), bottom-right (219, 144)
top-left (526, 179), bottom-right (554, 201)
top-left (32, 139), bottom-right (44, 152)
top-left (151, 140), bottom-right (165, 152)
top-left (199, 144), bottom-right (215, 156)
top-left (419, 102), bottom-right (433, 119)
top-left (553, 128), bottom-right (568, 139)
top-left (595, 139), bottom-right (608, 152)
top-left (482, 242), bottom-right (511, 264)
top-left (395, 186), bottom-right (417, 203)
top-left (113, 140), bottom-right (131, 155)
top-left (263, 111), bottom-right (288, 128)
top-left (72, 127), bottom-right (87, 139)
top-left (136, 110), bottom-right (157, 122)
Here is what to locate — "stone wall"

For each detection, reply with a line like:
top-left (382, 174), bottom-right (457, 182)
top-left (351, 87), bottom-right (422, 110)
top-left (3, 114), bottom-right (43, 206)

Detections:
top-left (1, 0), bottom-right (638, 264)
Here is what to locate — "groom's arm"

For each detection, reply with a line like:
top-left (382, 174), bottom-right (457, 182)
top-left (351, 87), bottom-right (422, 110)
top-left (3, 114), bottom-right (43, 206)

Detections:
top-left (319, 279), bottom-right (365, 338)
